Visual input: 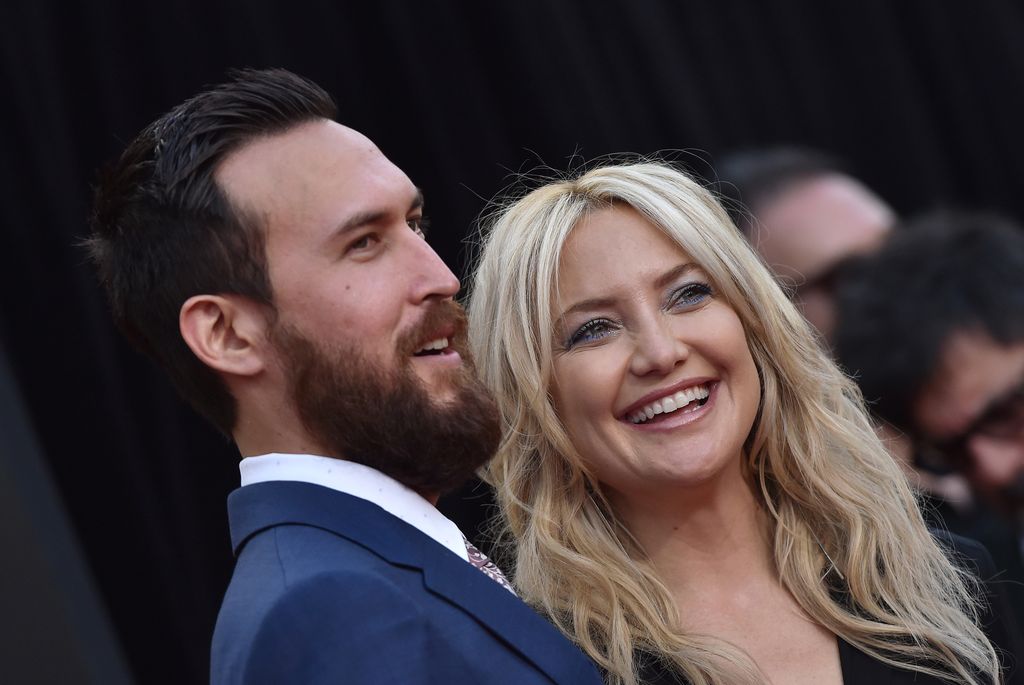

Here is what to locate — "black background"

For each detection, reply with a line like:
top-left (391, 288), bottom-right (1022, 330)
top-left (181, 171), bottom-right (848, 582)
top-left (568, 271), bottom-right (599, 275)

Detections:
top-left (4, 1), bottom-right (1024, 683)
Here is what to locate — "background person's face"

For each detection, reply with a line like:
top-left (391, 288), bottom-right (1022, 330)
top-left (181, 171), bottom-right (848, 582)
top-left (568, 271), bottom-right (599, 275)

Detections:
top-left (548, 206), bottom-right (761, 507)
top-left (914, 329), bottom-right (1024, 498)
top-left (754, 174), bottom-right (894, 338)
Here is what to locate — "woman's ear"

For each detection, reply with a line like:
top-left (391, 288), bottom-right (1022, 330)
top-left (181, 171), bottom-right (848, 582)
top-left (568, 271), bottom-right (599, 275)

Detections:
top-left (179, 294), bottom-right (270, 378)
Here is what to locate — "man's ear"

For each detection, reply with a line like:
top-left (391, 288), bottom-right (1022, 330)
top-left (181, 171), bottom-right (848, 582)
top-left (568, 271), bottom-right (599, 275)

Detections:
top-left (179, 295), bottom-right (271, 377)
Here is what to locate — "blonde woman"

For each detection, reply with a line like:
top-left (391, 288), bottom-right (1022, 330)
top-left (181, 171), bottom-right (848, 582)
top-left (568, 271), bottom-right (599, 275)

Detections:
top-left (467, 162), bottom-right (1019, 685)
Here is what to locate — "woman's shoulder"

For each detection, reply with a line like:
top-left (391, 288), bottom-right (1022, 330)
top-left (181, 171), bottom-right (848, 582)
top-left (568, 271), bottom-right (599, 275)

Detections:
top-left (929, 528), bottom-right (999, 578)
top-left (930, 529), bottom-right (1024, 684)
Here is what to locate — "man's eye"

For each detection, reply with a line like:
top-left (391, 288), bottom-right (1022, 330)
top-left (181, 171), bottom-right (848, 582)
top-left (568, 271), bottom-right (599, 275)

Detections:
top-left (348, 233), bottom-right (380, 253)
top-left (565, 318), bottom-right (617, 350)
top-left (407, 216), bottom-right (431, 238)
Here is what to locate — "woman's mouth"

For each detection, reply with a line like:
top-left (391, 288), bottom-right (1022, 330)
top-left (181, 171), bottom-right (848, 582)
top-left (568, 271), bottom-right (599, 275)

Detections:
top-left (626, 383), bottom-right (712, 424)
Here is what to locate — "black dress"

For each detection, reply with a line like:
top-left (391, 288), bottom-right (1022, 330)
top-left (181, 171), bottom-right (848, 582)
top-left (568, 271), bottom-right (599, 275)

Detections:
top-left (634, 533), bottom-right (1023, 684)
top-left (920, 490), bottom-right (1024, 622)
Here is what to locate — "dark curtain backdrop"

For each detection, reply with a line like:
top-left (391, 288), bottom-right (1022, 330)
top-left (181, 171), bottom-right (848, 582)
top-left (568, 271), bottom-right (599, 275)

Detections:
top-left (3, 1), bottom-right (1024, 683)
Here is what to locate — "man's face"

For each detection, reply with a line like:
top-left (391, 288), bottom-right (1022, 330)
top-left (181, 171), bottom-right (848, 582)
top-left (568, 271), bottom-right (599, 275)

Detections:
top-left (914, 329), bottom-right (1024, 503)
top-left (216, 120), bottom-right (500, 492)
top-left (218, 119), bottom-right (466, 402)
top-left (753, 173), bottom-right (894, 338)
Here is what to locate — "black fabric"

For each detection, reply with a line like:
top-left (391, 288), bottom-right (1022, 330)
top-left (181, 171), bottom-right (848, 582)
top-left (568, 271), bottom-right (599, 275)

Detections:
top-left (635, 533), bottom-right (1023, 684)
top-left (7, 2), bottom-right (1024, 683)
top-left (922, 491), bottom-right (1024, 625)
top-left (836, 534), bottom-right (1023, 684)
top-left (838, 533), bottom-right (1024, 684)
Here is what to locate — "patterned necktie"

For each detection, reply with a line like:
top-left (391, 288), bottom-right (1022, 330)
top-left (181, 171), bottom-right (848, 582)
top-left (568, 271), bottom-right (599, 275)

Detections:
top-left (463, 536), bottom-right (517, 595)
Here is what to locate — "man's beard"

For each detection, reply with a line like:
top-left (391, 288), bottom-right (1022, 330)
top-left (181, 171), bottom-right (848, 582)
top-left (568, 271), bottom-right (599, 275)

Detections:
top-left (272, 301), bottom-right (501, 496)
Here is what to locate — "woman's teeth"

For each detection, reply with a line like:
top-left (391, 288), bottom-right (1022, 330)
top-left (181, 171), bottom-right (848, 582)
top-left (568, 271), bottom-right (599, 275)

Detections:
top-left (628, 384), bottom-right (710, 424)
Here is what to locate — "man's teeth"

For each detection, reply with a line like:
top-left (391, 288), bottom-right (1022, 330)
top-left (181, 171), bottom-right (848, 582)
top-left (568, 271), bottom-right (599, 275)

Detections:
top-left (416, 337), bottom-right (449, 354)
top-left (629, 384), bottom-right (710, 424)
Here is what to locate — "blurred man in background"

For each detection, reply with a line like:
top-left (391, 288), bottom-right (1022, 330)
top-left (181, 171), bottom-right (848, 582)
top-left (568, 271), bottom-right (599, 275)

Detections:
top-left (717, 147), bottom-right (895, 341)
top-left (835, 212), bottom-right (1024, 618)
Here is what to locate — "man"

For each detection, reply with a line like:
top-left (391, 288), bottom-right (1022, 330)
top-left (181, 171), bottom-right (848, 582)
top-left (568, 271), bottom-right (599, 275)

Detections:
top-left (717, 147), bottom-right (895, 340)
top-left (834, 211), bottom-right (1024, 619)
top-left (88, 69), bottom-right (600, 684)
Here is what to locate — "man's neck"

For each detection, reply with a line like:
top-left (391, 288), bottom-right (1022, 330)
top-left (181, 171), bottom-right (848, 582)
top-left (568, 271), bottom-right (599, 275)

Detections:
top-left (238, 454), bottom-right (465, 559)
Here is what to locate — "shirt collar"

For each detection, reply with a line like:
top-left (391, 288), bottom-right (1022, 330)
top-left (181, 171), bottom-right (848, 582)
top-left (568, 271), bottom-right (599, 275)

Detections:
top-left (239, 453), bottom-right (468, 561)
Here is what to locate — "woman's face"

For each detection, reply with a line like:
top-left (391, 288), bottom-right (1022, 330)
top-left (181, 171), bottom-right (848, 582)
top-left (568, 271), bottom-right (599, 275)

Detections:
top-left (549, 205), bottom-right (761, 502)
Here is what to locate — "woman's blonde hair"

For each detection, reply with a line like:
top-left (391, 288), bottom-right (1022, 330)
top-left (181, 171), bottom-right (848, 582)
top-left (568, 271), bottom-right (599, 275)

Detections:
top-left (467, 161), bottom-right (1000, 684)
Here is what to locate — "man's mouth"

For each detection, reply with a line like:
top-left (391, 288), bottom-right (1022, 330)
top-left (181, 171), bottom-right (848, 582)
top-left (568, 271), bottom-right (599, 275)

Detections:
top-left (626, 383), bottom-right (712, 424)
top-left (413, 337), bottom-right (450, 356)
top-left (402, 299), bottom-right (468, 362)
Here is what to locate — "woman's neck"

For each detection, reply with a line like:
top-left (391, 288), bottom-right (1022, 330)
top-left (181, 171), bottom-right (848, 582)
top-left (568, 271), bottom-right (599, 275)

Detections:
top-left (611, 460), bottom-right (776, 593)
top-left (609, 459), bottom-right (843, 685)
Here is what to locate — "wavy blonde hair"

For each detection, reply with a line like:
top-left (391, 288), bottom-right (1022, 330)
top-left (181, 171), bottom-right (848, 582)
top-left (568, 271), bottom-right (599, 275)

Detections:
top-left (466, 162), bottom-right (1000, 685)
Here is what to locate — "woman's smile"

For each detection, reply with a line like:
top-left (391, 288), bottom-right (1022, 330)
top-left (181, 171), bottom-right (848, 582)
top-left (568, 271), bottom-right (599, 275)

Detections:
top-left (550, 205), bottom-right (761, 496)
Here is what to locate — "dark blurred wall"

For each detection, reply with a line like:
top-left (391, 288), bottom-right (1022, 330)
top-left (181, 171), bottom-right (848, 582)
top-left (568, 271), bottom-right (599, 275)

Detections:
top-left (0, 339), bottom-right (133, 684)
top-left (3, 1), bottom-right (1024, 683)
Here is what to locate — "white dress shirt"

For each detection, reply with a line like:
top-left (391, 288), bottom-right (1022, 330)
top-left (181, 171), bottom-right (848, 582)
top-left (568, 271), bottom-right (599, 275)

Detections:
top-left (239, 453), bottom-right (469, 562)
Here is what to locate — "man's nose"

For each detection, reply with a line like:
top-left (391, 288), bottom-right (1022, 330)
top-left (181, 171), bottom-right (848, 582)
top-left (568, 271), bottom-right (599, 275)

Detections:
top-left (408, 232), bottom-right (460, 302)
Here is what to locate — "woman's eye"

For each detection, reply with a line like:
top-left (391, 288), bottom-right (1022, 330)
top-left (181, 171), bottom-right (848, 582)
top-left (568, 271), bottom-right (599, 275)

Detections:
top-left (668, 282), bottom-right (712, 309)
top-left (407, 216), bottom-right (431, 238)
top-left (566, 318), bottom-right (617, 349)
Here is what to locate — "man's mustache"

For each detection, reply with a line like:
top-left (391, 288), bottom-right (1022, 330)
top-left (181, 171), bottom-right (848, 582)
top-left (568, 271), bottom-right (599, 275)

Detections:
top-left (397, 299), bottom-right (469, 357)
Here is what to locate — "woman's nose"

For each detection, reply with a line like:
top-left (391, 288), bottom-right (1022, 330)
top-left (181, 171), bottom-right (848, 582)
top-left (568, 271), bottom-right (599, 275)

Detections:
top-left (628, 317), bottom-right (689, 377)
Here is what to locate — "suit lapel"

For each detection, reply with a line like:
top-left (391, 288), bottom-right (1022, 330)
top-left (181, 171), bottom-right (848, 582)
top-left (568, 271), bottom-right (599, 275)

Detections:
top-left (419, 544), bottom-right (595, 684)
top-left (228, 481), bottom-right (596, 684)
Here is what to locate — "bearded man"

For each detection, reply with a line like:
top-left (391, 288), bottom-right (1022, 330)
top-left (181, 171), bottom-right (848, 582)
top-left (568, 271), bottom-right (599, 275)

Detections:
top-left (88, 68), bottom-right (600, 685)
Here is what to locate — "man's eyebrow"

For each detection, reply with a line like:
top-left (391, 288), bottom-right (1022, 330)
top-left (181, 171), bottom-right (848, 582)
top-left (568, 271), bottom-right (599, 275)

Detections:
top-left (328, 188), bottom-right (425, 241)
top-left (553, 263), bottom-right (700, 332)
top-left (410, 188), bottom-right (424, 212)
top-left (977, 374), bottom-right (1024, 422)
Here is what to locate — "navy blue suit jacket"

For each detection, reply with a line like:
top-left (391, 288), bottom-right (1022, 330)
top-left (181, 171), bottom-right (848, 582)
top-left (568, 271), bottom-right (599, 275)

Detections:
top-left (210, 481), bottom-right (602, 684)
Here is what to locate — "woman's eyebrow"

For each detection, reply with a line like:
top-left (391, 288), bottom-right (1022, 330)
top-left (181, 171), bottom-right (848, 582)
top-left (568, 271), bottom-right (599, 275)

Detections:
top-left (554, 297), bottom-right (618, 332)
top-left (553, 263), bottom-right (701, 331)
top-left (654, 262), bottom-right (700, 289)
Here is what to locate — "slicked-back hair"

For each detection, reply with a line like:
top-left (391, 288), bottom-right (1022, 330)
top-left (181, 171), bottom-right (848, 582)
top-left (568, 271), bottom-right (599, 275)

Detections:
top-left (86, 68), bottom-right (337, 433)
top-left (835, 211), bottom-right (1024, 433)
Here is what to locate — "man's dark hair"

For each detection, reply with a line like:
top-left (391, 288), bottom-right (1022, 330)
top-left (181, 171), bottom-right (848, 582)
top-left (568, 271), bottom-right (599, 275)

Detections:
top-left (834, 212), bottom-right (1024, 432)
top-left (86, 68), bottom-right (337, 434)
top-left (715, 146), bottom-right (846, 234)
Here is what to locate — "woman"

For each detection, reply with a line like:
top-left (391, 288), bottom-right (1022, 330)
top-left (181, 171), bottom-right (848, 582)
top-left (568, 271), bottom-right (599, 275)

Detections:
top-left (467, 162), bottom-right (1010, 684)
